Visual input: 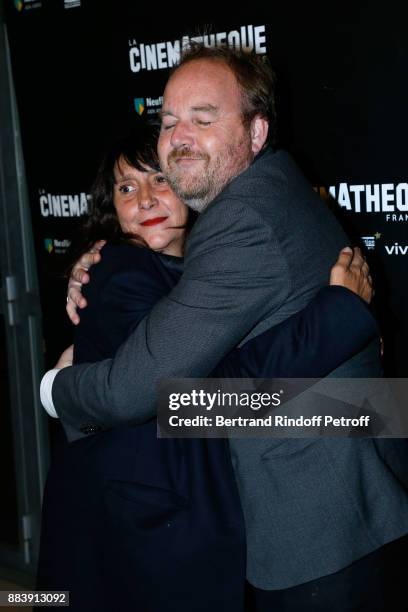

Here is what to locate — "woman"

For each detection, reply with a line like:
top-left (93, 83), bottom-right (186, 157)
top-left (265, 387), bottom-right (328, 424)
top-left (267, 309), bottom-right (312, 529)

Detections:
top-left (37, 123), bottom-right (377, 612)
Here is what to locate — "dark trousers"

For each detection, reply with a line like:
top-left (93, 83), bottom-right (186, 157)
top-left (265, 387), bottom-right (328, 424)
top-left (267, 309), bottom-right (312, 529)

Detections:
top-left (246, 535), bottom-right (408, 611)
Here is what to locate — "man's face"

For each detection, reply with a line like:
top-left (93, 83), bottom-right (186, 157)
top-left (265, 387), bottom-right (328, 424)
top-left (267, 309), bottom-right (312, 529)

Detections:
top-left (158, 59), bottom-right (255, 212)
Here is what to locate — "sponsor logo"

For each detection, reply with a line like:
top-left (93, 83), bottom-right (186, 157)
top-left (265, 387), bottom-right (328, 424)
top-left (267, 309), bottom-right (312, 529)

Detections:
top-left (44, 238), bottom-right (53, 253)
top-left (134, 96), bottom-right (163, 116)
top-left (361, 232), bottom-right (381, 251)
top-left (134, 98), bottom-right (145, 115)
top-left (64, 0), bottom-right (81, 7)
top-left (39, 189), bottom-right (90, 218)
top-left (44, 238), bottom-right (71, 255)
top-left (128, 24), bottom-right (267, 73)
top-left (316, 183), bottom-right (408, 222)
top-left (384, 243), bottom-right (408, 256)
top-left (14, 0), bottom-right (42, 10)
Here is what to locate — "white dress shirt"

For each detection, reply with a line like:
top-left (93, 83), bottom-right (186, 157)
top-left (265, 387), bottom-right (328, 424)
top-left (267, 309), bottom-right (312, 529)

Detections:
top-left (40, 369), bottom-right (60, 418)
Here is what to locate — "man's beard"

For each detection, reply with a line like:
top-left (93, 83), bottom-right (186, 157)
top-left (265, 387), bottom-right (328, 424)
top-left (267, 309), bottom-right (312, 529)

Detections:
top-left (165, 138), bottom-right (253, 213)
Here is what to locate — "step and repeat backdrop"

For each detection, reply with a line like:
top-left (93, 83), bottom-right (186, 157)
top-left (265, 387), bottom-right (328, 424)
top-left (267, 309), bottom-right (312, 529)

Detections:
top-left (5, 2), bottom-right (408, 374)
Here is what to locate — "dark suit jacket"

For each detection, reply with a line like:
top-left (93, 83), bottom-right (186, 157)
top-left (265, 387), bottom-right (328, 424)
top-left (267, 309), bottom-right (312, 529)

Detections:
top-left (50, 149), bottom-right (408, 588)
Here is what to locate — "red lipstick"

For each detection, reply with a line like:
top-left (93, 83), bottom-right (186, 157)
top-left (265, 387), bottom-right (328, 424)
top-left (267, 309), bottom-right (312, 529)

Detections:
top-left (140, 216), bottom-right (167, 227)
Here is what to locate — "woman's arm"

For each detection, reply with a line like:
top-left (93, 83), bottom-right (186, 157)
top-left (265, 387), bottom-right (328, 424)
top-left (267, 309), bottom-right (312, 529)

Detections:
top-left (214, 286), bottom-right (379, 379)
top-left (73, 245), bottom-right (179, 364)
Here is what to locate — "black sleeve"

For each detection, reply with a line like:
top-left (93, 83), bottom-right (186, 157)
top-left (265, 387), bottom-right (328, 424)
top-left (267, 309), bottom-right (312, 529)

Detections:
top-left (213, 286), bottom-right (379, 379)
top-left (73, 250), bottom-right (172, 364)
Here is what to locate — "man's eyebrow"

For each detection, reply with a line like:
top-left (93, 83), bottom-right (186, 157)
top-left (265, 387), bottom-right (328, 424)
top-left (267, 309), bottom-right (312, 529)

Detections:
top-left (159, 110), bottom-right (175, 120)
top-left (159, 105), bottom-right (219, 121)
top-left (191, 104), bottom-right (219, 114)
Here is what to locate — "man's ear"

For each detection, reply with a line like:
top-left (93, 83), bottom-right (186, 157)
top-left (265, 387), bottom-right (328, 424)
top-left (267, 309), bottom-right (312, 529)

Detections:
top-left (250, 115), bottom-right (269, 154)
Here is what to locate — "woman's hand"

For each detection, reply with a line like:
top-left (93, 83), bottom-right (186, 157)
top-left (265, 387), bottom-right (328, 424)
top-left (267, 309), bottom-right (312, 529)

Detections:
top-left (66, 240), bottom-right (106, 324)
top-left (55, 345), bottom-right (74, 370)
top-left (330, 247), bottom-right (373, 304)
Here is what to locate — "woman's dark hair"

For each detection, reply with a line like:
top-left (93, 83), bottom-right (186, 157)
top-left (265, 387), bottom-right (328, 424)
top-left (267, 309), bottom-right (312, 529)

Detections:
top-left (75, 121), bottom-right (162, 254)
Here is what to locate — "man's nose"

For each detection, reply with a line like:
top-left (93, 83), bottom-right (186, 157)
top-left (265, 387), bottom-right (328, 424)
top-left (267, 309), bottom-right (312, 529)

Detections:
top-left (170, 121), bottom-right (195, 149)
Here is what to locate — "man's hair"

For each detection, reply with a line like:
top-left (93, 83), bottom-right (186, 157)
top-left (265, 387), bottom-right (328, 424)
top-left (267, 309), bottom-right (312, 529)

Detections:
top-left (174, 43), bottom-right (277, 146)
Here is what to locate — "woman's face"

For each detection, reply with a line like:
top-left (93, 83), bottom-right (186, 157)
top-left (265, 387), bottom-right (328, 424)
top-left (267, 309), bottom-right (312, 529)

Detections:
top-left (113, 157), bottom-right (188, 256)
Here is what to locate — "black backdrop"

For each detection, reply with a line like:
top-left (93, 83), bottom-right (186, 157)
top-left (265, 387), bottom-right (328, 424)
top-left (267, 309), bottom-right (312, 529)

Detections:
top-left (5, 2), bottom-right (408, 374)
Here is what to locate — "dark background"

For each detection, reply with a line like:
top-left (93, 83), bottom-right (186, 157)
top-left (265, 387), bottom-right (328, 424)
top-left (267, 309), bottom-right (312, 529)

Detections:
top-left (5, 2), bottom-right (408, 374)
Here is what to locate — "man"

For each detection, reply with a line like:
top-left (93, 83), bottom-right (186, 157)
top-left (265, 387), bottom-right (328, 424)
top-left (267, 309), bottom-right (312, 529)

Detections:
top-left (41, 46), bottom-right (408, 610)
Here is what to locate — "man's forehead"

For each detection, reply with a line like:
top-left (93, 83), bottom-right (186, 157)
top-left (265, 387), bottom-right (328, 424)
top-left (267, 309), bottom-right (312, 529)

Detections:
top-left (168, 59), bottom-right (237, 90)
top-left (162, 60), bottom-right (239, 112)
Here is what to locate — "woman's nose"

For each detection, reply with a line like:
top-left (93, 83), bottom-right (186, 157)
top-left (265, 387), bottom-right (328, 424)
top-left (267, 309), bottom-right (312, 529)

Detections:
top-left (138, 184), bottom-right (156, 210)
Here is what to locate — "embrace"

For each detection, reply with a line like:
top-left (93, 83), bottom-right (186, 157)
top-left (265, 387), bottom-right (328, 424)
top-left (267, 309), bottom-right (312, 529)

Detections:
top-left (38, 44), bottom-right (408, 612)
